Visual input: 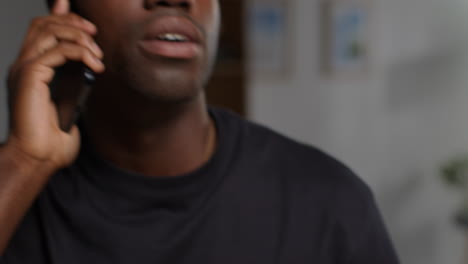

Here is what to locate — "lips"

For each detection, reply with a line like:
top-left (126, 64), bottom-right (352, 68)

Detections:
top-left (138, 16), bottom-right (203, 59)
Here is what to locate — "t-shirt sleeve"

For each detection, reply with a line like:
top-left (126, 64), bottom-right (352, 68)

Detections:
top-left (324, 159), bottom-right (400, 264)
top-left (345, 193), bottom-right (400, 264)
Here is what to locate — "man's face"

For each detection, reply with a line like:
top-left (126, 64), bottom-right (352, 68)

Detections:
top-left (77, 0), bottom-right (220, 103)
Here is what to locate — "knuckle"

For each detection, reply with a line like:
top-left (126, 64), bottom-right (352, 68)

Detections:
top-left (31, 16), bottom-right (54, 31)
top-left (42, 23), bottom-right (64, 39)
top-left (57, 41), bottom-right (72, 50)
top-left (33, 21), bottom-right (53, 34)
top-left (66, 13), bottom-right (78, 19)
top-left (41, 23), bottom-right (56, 35)
top-left (58, 42), bottom-right (86, 57)
top-left (77, 32), bottom-right (90, 44)
top-left (19, 62), bottom-right (35, 74)
top-left (30, 17), bottom-right (44, 27)
top-left (67, 14), bottom-right (84, 25)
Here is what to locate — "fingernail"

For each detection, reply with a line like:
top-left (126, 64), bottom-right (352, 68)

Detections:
top-left (94, 57), bottom-right (103, 65)
top-left (83, 20), bottom-right (96, 31)
top-left (96, 59), bottom-right (105, 70)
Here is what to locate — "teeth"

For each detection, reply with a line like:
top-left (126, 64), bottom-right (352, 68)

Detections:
top-left (157, 33), bottom-right (188, 42)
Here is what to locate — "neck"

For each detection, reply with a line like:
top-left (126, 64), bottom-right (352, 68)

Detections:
top-left (82, 92), bottom-right (216, 177)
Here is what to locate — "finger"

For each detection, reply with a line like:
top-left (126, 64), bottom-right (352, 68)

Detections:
top-left (51, 0), bottom-right (70, 15)
top-left (62, 124), bottom-right (80, 143)
top-left (56, 124), bottom-right (81, 166)
top-left (20, 23), bottom-right (103, 62)
top-left (22, 43), bottom-right (105, 84)
top-left (21, 17), bottom-right (96, 56)
top-left (42, 43), bottom-right (105, 74)
top-left (58, 13), bottom-right (97, 34)
top-left (26, 14), bottom-right (97, 43)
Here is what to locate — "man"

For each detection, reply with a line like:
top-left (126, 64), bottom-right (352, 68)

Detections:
top-left (0, 0), bottom-right (399, 263)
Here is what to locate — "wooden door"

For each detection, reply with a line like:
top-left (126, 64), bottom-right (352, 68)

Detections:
top-left (205, 0), bottom-right (246, 116)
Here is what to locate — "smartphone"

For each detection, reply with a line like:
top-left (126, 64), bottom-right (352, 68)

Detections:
top-left (48, 1), bottom-right (96, 132)
top-left (49, 62), bottom-right (95, 132)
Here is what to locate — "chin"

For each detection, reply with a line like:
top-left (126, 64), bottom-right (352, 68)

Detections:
top-left (101, 45), bottom-right (214, 105)
top-left (123, 63), bottom-right (204, 104)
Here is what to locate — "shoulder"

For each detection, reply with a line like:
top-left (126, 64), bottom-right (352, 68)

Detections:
top-left (212, 107), bottom-right (373, 205)
top-left (212, 108), bottom-right (399, 262)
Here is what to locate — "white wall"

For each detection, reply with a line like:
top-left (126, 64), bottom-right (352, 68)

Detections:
top-left (247, 0), bottom-right (468, 263)
top-left (0, 1), bottom-right (48, 141)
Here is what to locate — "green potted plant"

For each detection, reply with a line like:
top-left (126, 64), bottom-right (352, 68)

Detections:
top-left (440, 156), bottom-right (468, 227)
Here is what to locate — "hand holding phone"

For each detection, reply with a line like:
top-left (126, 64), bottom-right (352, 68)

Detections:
top-left (49, 62), bottom-right (95, 132)
top-left (49, 0), bottom-right (99, 132)
top-left (5, 0), bottom-right (104, 169)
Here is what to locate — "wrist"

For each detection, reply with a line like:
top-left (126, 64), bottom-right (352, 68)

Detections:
top-left (0, 140), bottom-right (57, 180)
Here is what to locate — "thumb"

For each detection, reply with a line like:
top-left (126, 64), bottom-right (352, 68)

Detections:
top-left (51, 0), bottom-right (70, 15)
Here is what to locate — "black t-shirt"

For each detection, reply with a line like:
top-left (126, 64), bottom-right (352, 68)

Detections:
top-left (1, 108), bottom-right (399, 263)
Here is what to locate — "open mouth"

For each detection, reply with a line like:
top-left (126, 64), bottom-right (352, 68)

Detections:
top-left (156, 33), bottom-right (189, 42)
top-left (138, 16), bottom-right (203, 60)
top-left (139, 37), bottom-right (200, 60)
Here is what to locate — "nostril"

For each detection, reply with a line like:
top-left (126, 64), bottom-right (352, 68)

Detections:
top-left (179, 2), bottom-right (190, 9)
top-left (145, 0), bottom-right (191, 10)
top-left (156, 1), bottom-right (171, 7)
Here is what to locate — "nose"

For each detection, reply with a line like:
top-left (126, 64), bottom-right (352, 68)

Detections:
top-left (144, 0), bottom-right (192, 11)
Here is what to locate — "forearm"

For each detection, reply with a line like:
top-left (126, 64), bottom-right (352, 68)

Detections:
top-left (0, 143), bottom-right (56, 255)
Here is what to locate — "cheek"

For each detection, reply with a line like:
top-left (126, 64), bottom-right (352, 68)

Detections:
top-left (91, 12), bottom-right (138, 55)
top-left (80, 0), bottom-right (139, 34)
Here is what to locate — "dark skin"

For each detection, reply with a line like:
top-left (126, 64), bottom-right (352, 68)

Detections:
top-left (0, 0), bottom-right (220, 254)
top-left (80, 0), bottom-right (220, 176)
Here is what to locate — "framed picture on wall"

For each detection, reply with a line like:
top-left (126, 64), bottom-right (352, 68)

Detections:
top-left (248, 0), bottom-right (291, 76)
top-left (320, 0), bottom-right (372, 76)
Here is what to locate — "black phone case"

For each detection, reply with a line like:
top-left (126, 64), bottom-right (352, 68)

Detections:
top-left (49, 62), bottom-right (95, 132)
top-left (48, 1), bottom-right (95, 132)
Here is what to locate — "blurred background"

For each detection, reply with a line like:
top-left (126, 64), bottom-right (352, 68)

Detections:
top-left (1, 0), bottom-right (468, 263)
